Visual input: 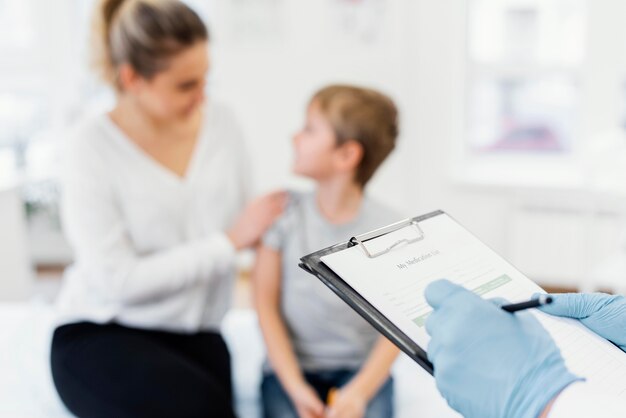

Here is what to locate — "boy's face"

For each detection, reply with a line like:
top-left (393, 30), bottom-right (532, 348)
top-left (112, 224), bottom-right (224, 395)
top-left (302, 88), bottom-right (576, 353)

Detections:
top-left (292, 101), bottom-right (345, 181)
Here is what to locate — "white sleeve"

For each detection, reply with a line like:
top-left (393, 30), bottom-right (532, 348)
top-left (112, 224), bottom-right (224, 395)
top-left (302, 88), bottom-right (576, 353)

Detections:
top-left (549, 382), bottom-right (626, 418)
top-left (61, 138), bottom-right (236, 305)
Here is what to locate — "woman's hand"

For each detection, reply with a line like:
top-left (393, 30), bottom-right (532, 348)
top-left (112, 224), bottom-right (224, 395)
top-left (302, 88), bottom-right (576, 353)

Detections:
top-left (288, 382), bottom-right (325, 418)
top-left (227, 191), bottom-right (286, 250)
top-left (326, 385), bottom-right (367, 418)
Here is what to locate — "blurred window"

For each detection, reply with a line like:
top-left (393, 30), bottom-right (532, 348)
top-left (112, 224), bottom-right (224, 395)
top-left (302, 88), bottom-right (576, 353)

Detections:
top-left (467, 0), bottom-right (586, 154)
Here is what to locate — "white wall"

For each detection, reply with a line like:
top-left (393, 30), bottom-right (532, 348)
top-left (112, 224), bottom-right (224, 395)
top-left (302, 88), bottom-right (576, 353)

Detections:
top-left (208, 0), bottom-right (509, 246)
top-left (207, 0), bottom-right (626, 289)
top-left (208, 0), bottom-right (418, 212)
top-left (7, 0), bottom-right (626, 289)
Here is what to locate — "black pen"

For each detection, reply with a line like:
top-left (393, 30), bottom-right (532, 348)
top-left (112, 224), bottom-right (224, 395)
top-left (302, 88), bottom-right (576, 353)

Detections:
top-left (501, 294), bottom-right (553, 313)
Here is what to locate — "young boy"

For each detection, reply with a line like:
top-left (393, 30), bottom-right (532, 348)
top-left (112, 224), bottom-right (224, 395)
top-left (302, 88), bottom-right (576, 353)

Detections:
top-left (253, 85), bottom-right (401, 418)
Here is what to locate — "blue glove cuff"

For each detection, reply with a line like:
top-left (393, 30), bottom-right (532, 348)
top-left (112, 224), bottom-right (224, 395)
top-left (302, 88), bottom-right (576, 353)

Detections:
top-left (507, 355), bottom-right (583, 418)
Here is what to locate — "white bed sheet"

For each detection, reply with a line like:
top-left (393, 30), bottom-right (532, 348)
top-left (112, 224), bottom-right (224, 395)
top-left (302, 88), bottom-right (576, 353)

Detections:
top-left (0, 302), bottom-right (457, 418)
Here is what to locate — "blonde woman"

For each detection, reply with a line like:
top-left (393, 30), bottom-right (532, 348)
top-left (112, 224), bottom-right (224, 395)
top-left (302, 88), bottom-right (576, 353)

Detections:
top-left (50, 1), bottom-right (284, 417)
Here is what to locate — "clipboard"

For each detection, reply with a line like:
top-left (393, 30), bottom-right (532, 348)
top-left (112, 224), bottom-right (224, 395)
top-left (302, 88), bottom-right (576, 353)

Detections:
top-left (298, 210), bottom-right (444, 376)
top-left (300, 209), bottom-right (626, 398)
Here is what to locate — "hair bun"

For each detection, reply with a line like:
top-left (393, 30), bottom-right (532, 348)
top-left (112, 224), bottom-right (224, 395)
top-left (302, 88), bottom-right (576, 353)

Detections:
top-left (102, 0), bottom-right (128, 28)
top-left (90, 0), bottom-right (208, 89)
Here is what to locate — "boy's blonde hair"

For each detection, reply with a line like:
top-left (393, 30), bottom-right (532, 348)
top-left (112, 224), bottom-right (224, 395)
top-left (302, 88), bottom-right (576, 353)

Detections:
top-left (312, 85), bottom-right (398, 187)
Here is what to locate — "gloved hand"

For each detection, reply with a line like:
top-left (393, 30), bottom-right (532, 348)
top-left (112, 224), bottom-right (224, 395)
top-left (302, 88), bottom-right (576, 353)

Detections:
top-left (537, 292), bottom-right (626, 352)
top-left (425, 279), bottom-right (581, 418)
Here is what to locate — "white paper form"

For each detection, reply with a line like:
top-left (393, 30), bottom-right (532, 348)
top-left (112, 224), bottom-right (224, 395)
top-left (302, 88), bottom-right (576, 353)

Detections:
top-left (321, 212), bottom-right (626, 398)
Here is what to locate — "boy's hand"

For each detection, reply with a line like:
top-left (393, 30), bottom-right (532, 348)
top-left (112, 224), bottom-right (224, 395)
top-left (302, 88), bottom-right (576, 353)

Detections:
top-left (325, 385), bottom-right (367, 418)
top-left (289, 382), bottom-right (325, 418)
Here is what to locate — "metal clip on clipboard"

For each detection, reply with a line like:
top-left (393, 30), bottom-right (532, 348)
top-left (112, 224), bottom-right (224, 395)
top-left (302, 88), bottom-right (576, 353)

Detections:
top-left (349, 218), bottom-right (425, 258)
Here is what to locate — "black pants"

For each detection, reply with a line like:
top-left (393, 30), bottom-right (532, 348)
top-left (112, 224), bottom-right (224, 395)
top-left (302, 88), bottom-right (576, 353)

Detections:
top-left (50, 322), bottom-right (236, 418)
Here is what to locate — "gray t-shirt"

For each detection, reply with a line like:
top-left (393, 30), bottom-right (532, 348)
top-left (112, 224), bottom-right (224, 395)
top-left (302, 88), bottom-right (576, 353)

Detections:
top-left (263, 190), bottom-right (401, 372)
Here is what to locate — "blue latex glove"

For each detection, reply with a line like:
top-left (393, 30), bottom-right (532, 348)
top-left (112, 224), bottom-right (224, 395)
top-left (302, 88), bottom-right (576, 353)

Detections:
top-left (425, 279), bottom-right (581, 418)
top-left (537, 292), bottom-right (626, 352)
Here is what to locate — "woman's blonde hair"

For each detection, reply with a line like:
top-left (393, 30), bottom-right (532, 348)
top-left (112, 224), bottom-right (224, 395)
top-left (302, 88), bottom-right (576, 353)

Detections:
top-left (92, 0), bottom-right (209, 89)
top-left (312, 85), bottom-right (399, 188)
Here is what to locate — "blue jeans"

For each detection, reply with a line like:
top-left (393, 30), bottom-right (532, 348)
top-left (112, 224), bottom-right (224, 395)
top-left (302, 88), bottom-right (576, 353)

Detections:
top-left (261, 370), bottom-right (393, 418)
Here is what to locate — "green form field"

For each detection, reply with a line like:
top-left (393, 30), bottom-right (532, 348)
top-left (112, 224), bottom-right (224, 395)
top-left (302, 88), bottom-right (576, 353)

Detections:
top-left (411, 275), bottom-right (512, 327)
top-left (413, 312), bottom-right (430, 327)
top-left (472, 274), bottom-right (512, 296)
